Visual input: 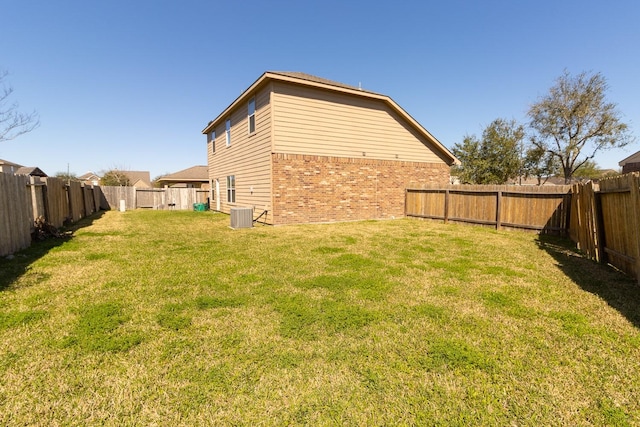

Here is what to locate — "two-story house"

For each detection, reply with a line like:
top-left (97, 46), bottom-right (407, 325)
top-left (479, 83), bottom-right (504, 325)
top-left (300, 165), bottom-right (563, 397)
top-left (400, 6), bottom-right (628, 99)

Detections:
top-left (202, 71), bottom-right (458, 225)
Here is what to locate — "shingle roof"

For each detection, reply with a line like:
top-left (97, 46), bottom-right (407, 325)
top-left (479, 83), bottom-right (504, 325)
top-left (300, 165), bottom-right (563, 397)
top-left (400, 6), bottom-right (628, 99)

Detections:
top-left (121, 171), bottom-right (151, 186)
top-left (79, 172), bottom-right (100, 180)
top-left (0, 159), bottom-right (24, 168)
top-left (14, 166), bottom-right (48, 177)
top-left (619, 150), bottom-right (640, 166)
top-left (268, 71), bottom-right (381, 95)
top-left (159, 165), bottom-right (208, 181)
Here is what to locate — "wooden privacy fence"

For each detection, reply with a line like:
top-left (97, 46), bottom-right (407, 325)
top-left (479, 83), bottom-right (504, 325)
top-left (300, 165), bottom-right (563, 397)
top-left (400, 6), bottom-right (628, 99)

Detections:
top-left (0, 174), bottom-right (105, 257)
top-left (101, 186), bottom-right (210, 211)
top-left (570, 174), bottom-right (640, 284)
top-left (406, 184), bottom-right (572, 234)
top-left (0, 173), bottom-right (32, 256)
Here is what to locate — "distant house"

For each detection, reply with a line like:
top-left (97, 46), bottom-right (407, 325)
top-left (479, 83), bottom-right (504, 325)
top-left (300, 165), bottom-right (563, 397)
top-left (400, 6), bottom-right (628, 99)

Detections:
top-left (202, 71), bottom-right (458, 225)
top-left (0, 159), bottom-right (23, 174)
top-left (619, 151), bottom-right (640, 174)
top-left (155, 165), bottom-right (209, 188)
top-left (122, 171), bottom-right (152, 188)
top-left (79, 171), bottom-right (101, 186)
top-left (14, 167), bottom-right (48, 177)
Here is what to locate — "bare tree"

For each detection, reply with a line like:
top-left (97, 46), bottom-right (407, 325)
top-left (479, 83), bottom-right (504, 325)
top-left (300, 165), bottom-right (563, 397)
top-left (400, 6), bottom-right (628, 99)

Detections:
top-left (0, 70), bottom-right (39, 142)
top-left (528, 71), bottom-right (633, 183)
top-left (100, 169), bottom-right (131, 186)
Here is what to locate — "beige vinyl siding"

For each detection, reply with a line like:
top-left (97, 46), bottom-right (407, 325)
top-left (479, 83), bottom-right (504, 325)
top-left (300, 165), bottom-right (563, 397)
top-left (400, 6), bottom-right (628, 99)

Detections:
top-left (208, 86), bottom-right (272, 215)
top-left (271, 82), bottom-right (447, 164)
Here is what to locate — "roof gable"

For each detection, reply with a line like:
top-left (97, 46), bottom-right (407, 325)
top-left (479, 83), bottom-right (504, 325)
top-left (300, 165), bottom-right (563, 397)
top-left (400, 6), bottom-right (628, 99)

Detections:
top-left (159, 165), bottom-right (208, 181)
top-left (619, 150), bottom-right (640, 166)
top-left (0, 159), bottom-right (24, 168)
top-left (202, 72), bottom-right (458, 165)
top-left (122, 171), bottom-right (151, 186)
top-left (15, 166), bottom-right (48, 177)
top-left (79, 172), bottom-right (100, 181)
top-left (269, 71), bottom-right (381, 95)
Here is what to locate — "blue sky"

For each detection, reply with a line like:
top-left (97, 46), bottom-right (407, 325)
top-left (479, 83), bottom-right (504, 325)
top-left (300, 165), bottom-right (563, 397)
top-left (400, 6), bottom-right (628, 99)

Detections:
top-left (2, 0), bottom-right (639, 178)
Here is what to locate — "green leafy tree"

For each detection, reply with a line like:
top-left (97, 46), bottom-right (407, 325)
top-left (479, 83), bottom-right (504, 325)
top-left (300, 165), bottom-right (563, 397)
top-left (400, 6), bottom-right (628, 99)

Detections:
top-left (152, 173), bottom-right (170, 188)
top-left (521, 145), bottom-right (559, 185)
top-left (528, 70), bottom-right (633, 184)
top-left (572, 159), bottom-right (603, 180)
top-left (100, 170), bottom-right (131, 186)
top-left (452, 118), bottom-right (524, 184)
top-left (54, 172), bottom-right (81, 182)
top-left (0, 70), bottom-right (39, 142)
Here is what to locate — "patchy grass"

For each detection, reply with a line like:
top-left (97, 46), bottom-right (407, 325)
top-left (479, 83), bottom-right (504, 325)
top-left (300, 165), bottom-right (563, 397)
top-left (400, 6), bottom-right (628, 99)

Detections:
top-left (0, 210), bottom-right (639, 425)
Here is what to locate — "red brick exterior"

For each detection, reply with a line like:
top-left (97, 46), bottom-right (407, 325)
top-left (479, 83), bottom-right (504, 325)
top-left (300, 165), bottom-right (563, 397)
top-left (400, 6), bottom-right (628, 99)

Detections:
top-left (271, 153), bottom-right (450, 225)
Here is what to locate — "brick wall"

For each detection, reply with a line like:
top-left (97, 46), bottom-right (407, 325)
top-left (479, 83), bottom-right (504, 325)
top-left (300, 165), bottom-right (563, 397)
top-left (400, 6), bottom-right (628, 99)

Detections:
top-left (271, 153), bottom-right (450, 225)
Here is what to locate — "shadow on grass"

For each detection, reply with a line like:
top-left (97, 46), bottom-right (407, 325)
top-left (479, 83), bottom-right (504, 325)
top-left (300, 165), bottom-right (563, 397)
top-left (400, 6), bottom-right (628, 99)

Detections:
top-left (536, 234), bottom-right (640, 329)
top-left (0, 211), bottom-right (105, 292)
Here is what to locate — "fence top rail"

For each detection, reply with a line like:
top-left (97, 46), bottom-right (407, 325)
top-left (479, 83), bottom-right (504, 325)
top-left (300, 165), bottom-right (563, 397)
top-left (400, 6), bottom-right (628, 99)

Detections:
top-left (597, 188), bottom-right (631, 194)
top-left (406, 188), bottom-right (447, 193)
top-left (407, 187), bottom-right (571, 196)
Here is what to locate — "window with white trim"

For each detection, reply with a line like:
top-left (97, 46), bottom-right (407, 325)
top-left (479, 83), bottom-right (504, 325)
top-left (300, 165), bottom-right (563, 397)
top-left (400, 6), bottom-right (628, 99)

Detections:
top-left (225, 119), bottom-right (231, 147)
top-left (248, 98), bottom-right (256, 134)
top-left (226, 175), bottom-right (235, 203)
top-left (209, 130), bottom-right (216, 154)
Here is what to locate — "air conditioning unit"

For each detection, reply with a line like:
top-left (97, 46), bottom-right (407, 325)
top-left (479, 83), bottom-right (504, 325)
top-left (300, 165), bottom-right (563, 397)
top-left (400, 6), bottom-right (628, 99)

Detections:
top-left (230, 207), bottom-right (253, 229)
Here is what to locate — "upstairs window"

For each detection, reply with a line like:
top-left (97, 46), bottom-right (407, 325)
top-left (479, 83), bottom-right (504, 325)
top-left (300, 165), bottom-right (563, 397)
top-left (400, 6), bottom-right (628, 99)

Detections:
top-left (225, 119), bottom-right (231, 147)
top-left (248, 98), bottom-right (256, 134)
top-left (226, 175), bottom-right (236, 203)
top-left (209, 130), bottom-right (216, 154)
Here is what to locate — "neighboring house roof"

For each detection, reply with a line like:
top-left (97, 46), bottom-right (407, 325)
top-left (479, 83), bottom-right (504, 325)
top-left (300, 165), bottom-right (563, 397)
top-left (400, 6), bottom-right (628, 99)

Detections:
top-left (14, 166), bottom-right (48, 177)
top-left (619, 150), bottom-right (640, 166)
top-left (0, 159), bottom-right (25, 174)
top-left (202, 71), bottom-right (459, 166)
top-left (121, 171), bottom-right (151, 187)
top-left (0, 159), bottom-right (24, 168)
top-left (79, 171), bottom-right (100, 181)
top-left (156, 165), bottom-right (208, 185)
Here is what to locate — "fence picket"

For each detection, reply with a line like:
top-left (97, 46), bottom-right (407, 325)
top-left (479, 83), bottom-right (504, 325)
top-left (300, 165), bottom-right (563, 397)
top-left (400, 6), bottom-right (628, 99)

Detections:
top-left (406, 184), bottom-right (572, 234)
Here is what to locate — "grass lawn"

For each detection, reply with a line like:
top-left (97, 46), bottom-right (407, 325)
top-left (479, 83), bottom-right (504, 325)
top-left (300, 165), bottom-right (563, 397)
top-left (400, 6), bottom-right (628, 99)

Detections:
top-left (1, 210), bottom-right (639, 426)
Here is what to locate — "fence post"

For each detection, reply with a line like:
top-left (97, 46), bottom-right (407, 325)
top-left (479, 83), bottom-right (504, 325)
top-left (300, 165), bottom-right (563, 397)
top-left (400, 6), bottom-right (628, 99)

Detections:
top-left (630, 175), bottom-right (640, 285)
top-left (444, 189), bottom-right (449, 224)
top-left (496, 190), bottom-right (502, 230)
top-left (593, 187), bottom-right (607, 265)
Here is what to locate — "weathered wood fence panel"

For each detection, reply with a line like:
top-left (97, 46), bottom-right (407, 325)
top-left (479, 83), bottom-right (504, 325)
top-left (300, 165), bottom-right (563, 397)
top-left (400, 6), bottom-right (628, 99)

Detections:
top-left (406, 184), bottom-right (572, 233)
top-left (569, 181), bottom-right (600, 261)
top-left (43, 177), bottom-right (70, 228)
top-left (83, 185), bottom-right (96, 217)
top-left (0, 173), bottom-right (32, 256)
top-left (92, 186), bottom-right (102, 212)
top-left (101, 187), bottom-right (210, 210)
top-left (67, 181), bottom-right (85, 222)
top-left (28, 176), bottom-right (47, 221)
top-left (571, 174), bottom-right (640, 283)
top-left (136, 189), bottom-right (164, 209)
top-left (100, 186), bottom-right (136, 211)
top-left (1, 174), bottom-right (106, 256)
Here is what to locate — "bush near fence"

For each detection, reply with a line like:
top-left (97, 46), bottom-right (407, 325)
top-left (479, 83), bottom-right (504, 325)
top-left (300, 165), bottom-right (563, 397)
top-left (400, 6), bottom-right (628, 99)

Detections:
top-left (0, 174), bottom-right (105, 257)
